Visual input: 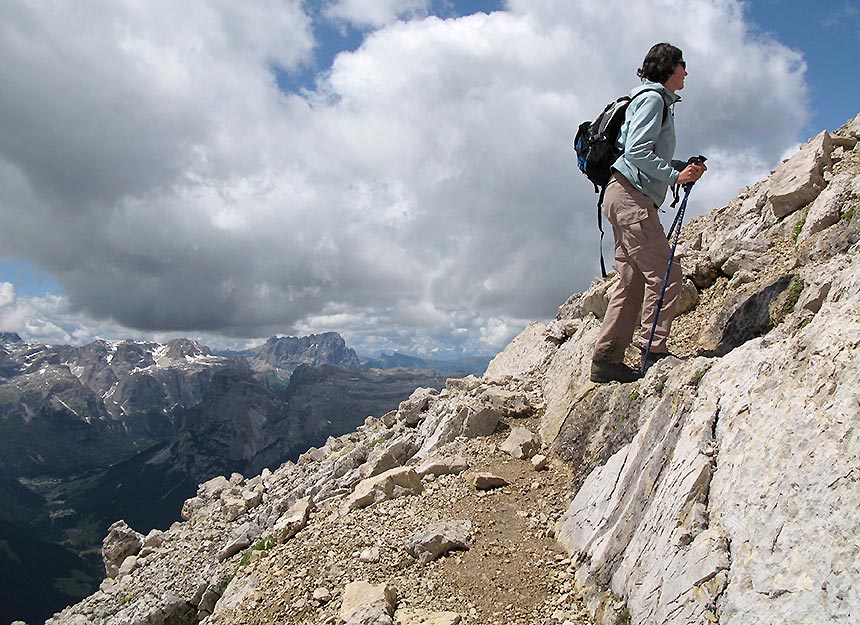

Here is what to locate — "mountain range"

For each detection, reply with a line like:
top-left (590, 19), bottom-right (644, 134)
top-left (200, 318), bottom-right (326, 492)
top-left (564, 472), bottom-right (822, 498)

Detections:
top-left (0, 331), bottom-right (479, 625)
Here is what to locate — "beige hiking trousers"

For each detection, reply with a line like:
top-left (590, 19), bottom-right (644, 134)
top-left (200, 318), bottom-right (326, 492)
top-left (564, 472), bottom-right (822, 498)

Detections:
top-left (592, 172), bottom-right (682, 364)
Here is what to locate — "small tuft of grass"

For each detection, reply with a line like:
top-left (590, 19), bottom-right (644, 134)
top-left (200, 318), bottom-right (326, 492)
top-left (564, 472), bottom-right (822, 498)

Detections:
top-left (842, 205), bottom-right (856, 222)
top-left (238, 536), bottom-right (276, 567)
top-left (620, 386), bottom-right (641, 422)
top-left (689, 369), bottom-right (707, 388)
top-left (615, 606), bottom-right (631, 625)
top-left (792, 215), bottom-right (806, 244)
top-left (771, 276), bottom-right (805, 327)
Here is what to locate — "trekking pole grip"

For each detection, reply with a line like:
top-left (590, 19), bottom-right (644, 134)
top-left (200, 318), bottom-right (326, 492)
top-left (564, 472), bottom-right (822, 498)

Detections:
top-left (683, 155), bottom-right (707, 191)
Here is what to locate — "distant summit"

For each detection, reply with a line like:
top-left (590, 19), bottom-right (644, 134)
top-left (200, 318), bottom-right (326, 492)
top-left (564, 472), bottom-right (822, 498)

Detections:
top-left (218, 332), bottom-right (361, 388)
top-left (0, 331), bottom-right (23, 346)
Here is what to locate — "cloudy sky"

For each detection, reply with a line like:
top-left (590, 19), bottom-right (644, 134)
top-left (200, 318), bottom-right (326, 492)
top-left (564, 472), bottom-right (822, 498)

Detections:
top-left (0, 0), bottom-right (857, 357)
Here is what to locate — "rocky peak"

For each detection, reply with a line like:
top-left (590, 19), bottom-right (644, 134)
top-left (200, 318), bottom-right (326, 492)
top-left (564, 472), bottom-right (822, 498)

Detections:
top-left (249, 332), bottom-right (361, 380)
top-left (0, 331), bottom-right (24, 346)
top-left (160, 338), bottom-right (214, 363)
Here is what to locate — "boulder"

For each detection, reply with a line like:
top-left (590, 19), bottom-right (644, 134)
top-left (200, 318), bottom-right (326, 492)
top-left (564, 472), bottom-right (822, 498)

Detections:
top-left (216, 521), bottom-right (262, 562)
top-left (797, 170), bottom-right (860, 243)
top-left (768, 131), bottom-right (832, 219)
top-left (484, 322), bottom-right (553, 381)
top-left (416, 404), bottom-right (500, 455)
top-left (499, 427), bottom-right (541, 460)
top-left (340, 581), bottom-right (397, 625)
top-left (397, 388), bottom-right (438, 426)
top-left (697, 275), bottom-right (798, 355)
top-left (556, 275), bottom-right (618, 323)
top-left (681, 249), bottom-right (720, 289)
top-left (531, 454), bottom-right (549, 471)
top-left (466, 472), bottom-right (508, 490)
top-left (271, 496), bottom-right (314, 543)
top-left (415, 455), bottom-right (469, 478)
top-left (478, 387), bottom-right (532, 418)
top-left (461, 406), bottom-right (500, 438)
top-left (405, 520), bottom-right (472, 563)
top-left (345, 467), bottom-right (423, 511)
top-left (359, 436), bottom-right (419, 479)
top-left (102, 520), bottom-right (144, 578)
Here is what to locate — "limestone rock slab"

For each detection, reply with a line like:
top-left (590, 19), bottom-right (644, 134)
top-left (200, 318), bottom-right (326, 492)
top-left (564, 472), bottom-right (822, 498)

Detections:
top-left (484, 322), bottom-right (554, 381)
top-left (499, 427), bottom-right (541, 460)
top-left (405, 520), bottom-right (471, 563)
top-left (797, 170), bottom-right (860, 243)
top-left (466, 472), bottom-right (508, 490)
top-left (271, 496), bottom-right (314, 543)
top-left (345, 467), bottom-right (423, 511)
top-left (340, 581), bottom-right (397, 625)
top-left (102, 520), bottom-right (144, 579)
top-left (768, 131), bottom-right (832, 219)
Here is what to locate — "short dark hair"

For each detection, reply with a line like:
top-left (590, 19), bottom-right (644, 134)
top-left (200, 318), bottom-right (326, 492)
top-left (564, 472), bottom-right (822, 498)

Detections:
top-left (637, 43), bottom-right (684, 84)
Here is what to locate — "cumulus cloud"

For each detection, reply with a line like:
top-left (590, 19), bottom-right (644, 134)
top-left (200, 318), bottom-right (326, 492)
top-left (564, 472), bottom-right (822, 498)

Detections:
top-left (0, 282), bottom-right (15, 308)
top-left (0, 0), bottom-right (809, 355)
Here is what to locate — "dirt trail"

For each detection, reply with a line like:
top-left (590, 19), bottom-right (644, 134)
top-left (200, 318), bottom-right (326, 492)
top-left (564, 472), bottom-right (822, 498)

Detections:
top-left (211, 417), bottom-right (592, 625)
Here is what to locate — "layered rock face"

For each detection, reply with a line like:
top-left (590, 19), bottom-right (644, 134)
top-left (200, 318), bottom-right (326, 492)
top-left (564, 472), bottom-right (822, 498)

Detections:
top-left (42, 114), bottom-right (860, 625)
top-left (549, 115), bottom-right (860, 624)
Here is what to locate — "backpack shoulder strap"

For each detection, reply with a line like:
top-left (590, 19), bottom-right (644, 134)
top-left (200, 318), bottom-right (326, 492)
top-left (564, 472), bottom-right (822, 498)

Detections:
top-left (629, 88), bottom-right (669, 124)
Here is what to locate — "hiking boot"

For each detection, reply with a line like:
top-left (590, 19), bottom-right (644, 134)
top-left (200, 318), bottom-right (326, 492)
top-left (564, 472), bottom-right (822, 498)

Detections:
top-left (590, 360), bottom-right (642, 384)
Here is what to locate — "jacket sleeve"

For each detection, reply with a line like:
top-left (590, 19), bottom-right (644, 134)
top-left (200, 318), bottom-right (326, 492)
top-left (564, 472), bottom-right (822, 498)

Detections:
top-left (623, 94), bottom-right (680, 185)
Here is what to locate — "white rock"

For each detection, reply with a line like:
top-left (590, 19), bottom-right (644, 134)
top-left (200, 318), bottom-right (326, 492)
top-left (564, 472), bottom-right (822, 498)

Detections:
top-left (479, 387), bottom-right (532, 418)
top-left (797, 170), bottom-right (860, 243)
top-left (397, 387), bottom-right (438, 426)
top-left (340, 581), bottom-right (396, 625)
top-left (359, 547), bottom-right (381, 563)
top-left (313, 587), bottom-right (332, 603)
top-left (415, 455), bottom-right (469, 477)
top-left (768, 131), bottom-right (832, 219)
top-left (222, 497), bottom-right (247, 522)
top-left (466, 472), bottom-right (508, 490)
top-left (102, 520), bottom-right (144, 579)
top-left (484, 322), bottom-right (554, 381)
top-left (531, 454), bottom-right (549, 471)
top-left (500, 427), bottom-right (541, 460)
top-left (116, 555), bottom-right (138, 578)
top-left (405, 520), bottom-right (471, 563)
top-left (344, 467), bottom-right (423, 511)
top-left (272, 497), bottom-right (314, 543)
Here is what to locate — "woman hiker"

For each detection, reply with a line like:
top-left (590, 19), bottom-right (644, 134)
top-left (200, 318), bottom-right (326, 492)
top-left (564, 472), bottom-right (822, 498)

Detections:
top-left (590, 42), bottom-right (707, 384)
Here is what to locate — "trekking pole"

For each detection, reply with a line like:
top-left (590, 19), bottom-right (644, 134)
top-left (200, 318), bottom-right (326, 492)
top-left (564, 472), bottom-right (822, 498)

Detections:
top-left (641, 156), bottom-right (706, 374)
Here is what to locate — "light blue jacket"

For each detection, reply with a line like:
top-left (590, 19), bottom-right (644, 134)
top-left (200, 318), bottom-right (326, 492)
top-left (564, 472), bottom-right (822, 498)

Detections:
top-left (612, 81), bottom-right (683, 207)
